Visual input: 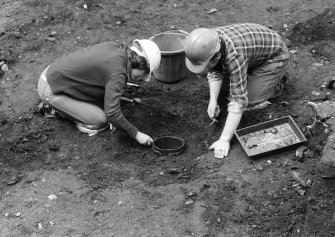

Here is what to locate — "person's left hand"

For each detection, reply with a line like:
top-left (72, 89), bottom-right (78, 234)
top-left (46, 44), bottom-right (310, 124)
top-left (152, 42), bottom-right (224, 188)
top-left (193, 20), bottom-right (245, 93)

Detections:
top-left (209, 139), bottom-right (230, 158)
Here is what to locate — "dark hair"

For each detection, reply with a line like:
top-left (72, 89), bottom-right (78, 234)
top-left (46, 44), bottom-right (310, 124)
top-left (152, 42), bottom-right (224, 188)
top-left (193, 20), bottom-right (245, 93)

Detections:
top-left (127, 47), bottom-right (150, 74)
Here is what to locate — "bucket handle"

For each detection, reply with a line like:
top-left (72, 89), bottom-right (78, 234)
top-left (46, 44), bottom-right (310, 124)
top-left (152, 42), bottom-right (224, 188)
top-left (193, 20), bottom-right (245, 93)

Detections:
top-left (162, 29), bottom-right (189, 35)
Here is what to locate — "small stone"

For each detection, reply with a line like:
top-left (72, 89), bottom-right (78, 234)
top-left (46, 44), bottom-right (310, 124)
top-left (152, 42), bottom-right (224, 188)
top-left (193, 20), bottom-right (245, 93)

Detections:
top-left (152, 204), bottom-right (159, 209)
top-left (255, 164), bottom-right (263, 171)
top-left (297, 189), bottom-right (305, 196)
top-left (306, 179), bottom-right (312, 187)
top-left (279, 101), bottom-right (290, 106)
top-left (206, 8), bottom-right (219, 14)
top-left (177, 173), bottom-right (184, 179)
top-left (295, 145), bottom-right (307, 161)
top-left (46, 37), bottom-right (56, 42)
top-left (263, 201), bottom-right (271, 206)
top-left (311, 90), bottom-right (321, 96)
top-left (48, 194), bottom-right (57, 200)
top-left (268, 204), bottom-right (275, 211)
top-left (24, 198), bottom-right (35, 207)
top-left (49, 31), bottom-right (57, 37)
top-left (15, 212), bottom-right (21, 217)
top-left (186, 192), bottom-right (197, 197)
top-left (292, 171), bottom-right (307, 187)
top-left (313, 62), bottom-right (323, 67)
top-left (305, 149), bottom-right (315, 158)
top-left (1, 63), bottom-right (9, 72)
top-left (7, 175), bottom-right (19, 185)
top-left (185, 199), bottom-right (194, 206)
top-left (168, 168), bottom-right (180, 174)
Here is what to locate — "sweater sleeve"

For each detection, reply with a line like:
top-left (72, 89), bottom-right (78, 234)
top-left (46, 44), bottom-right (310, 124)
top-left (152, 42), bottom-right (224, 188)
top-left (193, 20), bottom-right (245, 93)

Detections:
top-left (104, 74), bottom-right (138, 138)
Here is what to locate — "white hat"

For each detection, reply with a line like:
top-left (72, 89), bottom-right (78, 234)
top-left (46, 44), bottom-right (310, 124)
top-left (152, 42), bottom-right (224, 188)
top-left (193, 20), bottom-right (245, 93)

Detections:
top-left (130, 39), bottom-right (161, 81)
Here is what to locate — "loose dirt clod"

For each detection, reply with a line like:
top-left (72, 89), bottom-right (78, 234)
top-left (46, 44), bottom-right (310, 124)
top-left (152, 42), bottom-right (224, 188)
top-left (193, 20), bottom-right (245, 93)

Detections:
top-left (1, 63), bottom-right (9, 72)
top-left (326, 77), bottom-right (335, 89)
top-left (185, 199), bottom-right (194, 206)
top-left (168, 168), bottom-right (180, 174)
top-left (292, 171), bottom-right (308, 187)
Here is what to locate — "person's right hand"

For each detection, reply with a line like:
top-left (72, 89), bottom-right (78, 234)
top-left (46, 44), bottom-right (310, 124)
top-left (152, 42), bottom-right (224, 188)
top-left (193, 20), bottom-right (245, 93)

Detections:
top-left (207, 100), bottom-right (220, 119)
top-left (135, 131), bottom-right (153, 146)
top-left (209, 139), bottom-right (230, 158)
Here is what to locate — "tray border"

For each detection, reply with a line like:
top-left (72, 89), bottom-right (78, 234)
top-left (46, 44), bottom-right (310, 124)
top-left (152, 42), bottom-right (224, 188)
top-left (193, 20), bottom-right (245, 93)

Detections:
top-left (234, 115), bottom-right (307, 159)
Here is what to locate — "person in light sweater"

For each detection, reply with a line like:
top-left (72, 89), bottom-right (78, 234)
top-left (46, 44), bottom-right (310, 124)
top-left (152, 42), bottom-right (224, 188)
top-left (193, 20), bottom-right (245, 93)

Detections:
top-left (37, 39), bottom-right (161, 146)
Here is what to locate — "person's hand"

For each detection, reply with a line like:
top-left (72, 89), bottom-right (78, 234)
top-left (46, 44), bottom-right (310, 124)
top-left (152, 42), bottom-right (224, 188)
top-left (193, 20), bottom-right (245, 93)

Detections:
top-left (135, 131), bottom-right (153, 146)
top-left (207, 100), bottom-right (220, 119)
top-left (209, 139), bottom-right (230, 159)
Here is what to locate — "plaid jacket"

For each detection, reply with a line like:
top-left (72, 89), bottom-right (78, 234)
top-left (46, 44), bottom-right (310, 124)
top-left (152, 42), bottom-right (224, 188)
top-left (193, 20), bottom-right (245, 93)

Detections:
top-left (208, 23), bottom-right (287, 112)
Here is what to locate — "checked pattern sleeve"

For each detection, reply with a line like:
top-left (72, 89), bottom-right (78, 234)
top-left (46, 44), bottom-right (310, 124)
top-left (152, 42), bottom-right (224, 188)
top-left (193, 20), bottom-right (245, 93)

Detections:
top-left (213, 23), bottom-right (285, 112)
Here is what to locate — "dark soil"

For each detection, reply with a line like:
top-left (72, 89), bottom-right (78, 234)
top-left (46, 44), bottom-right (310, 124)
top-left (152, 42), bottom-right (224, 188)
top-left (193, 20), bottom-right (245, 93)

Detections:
top-left (1, 0), bottom-right (335, 236)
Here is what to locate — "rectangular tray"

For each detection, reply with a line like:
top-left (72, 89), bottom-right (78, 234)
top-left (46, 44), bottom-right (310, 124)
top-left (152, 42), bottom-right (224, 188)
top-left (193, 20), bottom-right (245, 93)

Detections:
top-left (235, 116), bottom-right (307, 159)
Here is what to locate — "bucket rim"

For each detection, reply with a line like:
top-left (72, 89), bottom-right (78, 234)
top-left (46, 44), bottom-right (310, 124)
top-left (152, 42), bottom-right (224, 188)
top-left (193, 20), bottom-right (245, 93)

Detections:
top-left (149, 32), bottom-right (187, 55)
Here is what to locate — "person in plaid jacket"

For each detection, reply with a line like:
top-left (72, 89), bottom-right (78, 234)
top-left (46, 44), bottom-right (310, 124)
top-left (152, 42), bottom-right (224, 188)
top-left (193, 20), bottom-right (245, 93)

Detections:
top-left (184, 23), bottom-right (289, 159)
